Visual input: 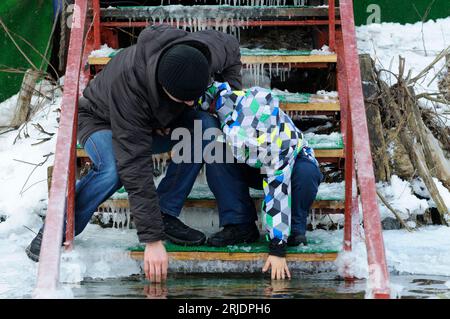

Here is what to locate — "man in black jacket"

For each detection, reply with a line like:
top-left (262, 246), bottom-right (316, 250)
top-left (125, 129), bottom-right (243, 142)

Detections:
top-left (26, 25), bottom-right (261, 282)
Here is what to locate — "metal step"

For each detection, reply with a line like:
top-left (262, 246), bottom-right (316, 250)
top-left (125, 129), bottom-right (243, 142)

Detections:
top-left (128, 238), bottom-right (339, 263)
top-left (77, 147), bottom-right (344, 161)
top-left (97, 182), bottom-right (345, 211)
top-left (88, 52), bottom-right (337, 66)
top-left (77, 133), bottom-right (345, 159)
top-left (130, 250), bottom-right (338, 262)
top-left (76, 147), bottom-right (343, 160)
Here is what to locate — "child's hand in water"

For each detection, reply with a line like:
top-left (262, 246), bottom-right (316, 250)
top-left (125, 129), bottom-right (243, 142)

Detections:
top-left (262, 255), bottom-right (291, 280)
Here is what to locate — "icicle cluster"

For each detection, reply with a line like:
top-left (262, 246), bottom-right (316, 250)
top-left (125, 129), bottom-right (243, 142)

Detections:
top-left (97, 207), bottom-right (132, 230)
top-left (191, 0), bottom-right (301, 6)
top-left (112, 208), bottom-right (131, 229)
top-left (242, 62), bottom-right (293, 86)
top-left (214, 0), bottom-right (307, 6)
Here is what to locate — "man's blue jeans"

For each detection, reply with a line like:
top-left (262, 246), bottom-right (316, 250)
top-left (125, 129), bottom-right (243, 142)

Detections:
top-left (67, 109), bottom-right (257, 237)
top-left (230, 155), bottom-right (323, 236)
top-left (65, 108), bottom-right (322, 238)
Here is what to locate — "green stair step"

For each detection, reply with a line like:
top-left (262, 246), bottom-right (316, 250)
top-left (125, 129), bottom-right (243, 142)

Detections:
top-left (111, 182), bottom-right (345, 202)
top-left (240, 48), bottom-right (314, 56)
top-left (77, 133), bottom-right (343, 151)
top-left (102, 5), bottom-right (336, 20)
top-left (128, 237), bottom-right (339, 254)
top-left (92, 48), bottom-right (317, 58)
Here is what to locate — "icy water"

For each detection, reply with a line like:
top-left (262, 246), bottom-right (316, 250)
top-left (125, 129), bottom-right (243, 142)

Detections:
top-left (68, 273), bottom-right (450, 299)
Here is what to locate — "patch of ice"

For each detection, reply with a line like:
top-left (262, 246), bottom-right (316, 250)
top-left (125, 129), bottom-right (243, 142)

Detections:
top-left (311, 45), bottom-right (333, 55)
top-left (89, 44), bottom-right (118, 58)
top-left (337, 226), bottom-right (450, 280)
top-left (314, 90), bottom-right (338, 99)
top-left (59, 224), bottom-right (141, 283)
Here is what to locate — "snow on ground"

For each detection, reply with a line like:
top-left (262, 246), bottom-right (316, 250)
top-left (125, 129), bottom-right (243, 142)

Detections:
top-left (0, 94), bottom-right (19, 127)
top-left (0, 82), bottom-right (141, 298)
top-left (356, 17), bottom-right (450, 125)
top-left (88, 44), bottom-right (118, 58)
top-left (377, 175), bottom-right (430, 220)
top-left (1, 19), bottom-right (450, 298)
top-left (336, 226), bottom-right (450, 279)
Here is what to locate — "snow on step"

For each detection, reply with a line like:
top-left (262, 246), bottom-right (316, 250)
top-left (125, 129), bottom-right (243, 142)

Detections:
top-left (101, 4), bottom-right (333, 22)
top-left (109, 181), bottom-right (345, 202)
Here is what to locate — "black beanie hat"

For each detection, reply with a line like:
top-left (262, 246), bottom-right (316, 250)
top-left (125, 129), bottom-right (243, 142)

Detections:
top-left (157, 44), bottom-right (210, 101)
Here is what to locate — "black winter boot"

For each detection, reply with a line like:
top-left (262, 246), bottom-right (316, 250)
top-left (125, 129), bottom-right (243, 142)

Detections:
top-left (25, 229), bottom-right (43, 262)
top-left (287, 233), bottom-right (308, 247)
top-left (207, 223), bottom-right (260, 247)
top-left (162, 214), bottom-right (206, 246)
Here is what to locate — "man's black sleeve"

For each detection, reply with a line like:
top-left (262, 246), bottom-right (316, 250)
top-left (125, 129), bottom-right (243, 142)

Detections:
top-left (219, 33), bottom-right (242, 90)
top-left (202, 30), bottom-right (243, 90)
top-left (109, 77), bottom-right (164, 244)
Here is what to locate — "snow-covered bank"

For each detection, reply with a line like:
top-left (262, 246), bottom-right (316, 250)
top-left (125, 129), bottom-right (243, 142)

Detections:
top-left (356, 17), bottom-right (450, 125)
top-left (336, 226), bottom-right (450, 279)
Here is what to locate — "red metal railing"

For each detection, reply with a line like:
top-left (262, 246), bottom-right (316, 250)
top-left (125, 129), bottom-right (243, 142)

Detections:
top-left (328, 0), bottom-right (336, 51)
top-left (34, 0), bottom-right (88, 295)
top-left (35, 0), bottom-right (389, 298)
top-left (339, 0), bottom-right (390, 298)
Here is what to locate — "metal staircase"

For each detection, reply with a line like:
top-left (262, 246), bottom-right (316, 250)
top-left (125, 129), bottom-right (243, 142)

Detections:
top-left (36, 0), bottom-right (391, 298)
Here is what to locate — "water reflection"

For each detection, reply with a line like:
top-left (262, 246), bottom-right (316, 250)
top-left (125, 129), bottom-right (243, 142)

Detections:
top-left (70, 273), bottom-right (450, 299)
top-left (143, 283), bottom-right (168, 299)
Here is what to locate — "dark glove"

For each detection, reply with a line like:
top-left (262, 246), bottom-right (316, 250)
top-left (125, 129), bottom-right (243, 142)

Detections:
top-left (268, 238), bottom-right (287, 258)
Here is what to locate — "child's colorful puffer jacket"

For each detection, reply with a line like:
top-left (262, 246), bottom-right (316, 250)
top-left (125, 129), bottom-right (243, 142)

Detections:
top-left (199, 81), bottom-right (318, 245)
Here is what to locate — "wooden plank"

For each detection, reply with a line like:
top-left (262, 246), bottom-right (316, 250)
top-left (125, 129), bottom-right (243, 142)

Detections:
top-left (88, 57), bottom-right (111, 65)
top-left (88, 54), bottom-right (338, 66)
top-left (314, 149), bottom-right (344, 158)
top-left (78, 147), bottom-right (344, 159)
top-left (280, 101), bottom-right (340, 112)
top-left (130, 251), bottom-right (338, 262)
top-left (76, 148), bottom-right (87, 157)
top-left (241, 54), bottom-right (337, 64)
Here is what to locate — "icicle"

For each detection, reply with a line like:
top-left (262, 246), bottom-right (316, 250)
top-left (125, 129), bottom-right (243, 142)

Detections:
top-left (126, 209), bottom-right (131, 229)
top-left (312, 209), bottom-right (317, 230)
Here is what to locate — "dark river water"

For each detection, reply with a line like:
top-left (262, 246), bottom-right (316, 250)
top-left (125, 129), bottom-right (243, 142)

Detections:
top-left (69, 273), bottom-right (450, 299)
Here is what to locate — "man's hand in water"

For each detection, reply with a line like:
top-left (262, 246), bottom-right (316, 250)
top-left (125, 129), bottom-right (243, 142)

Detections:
top-left (144, 241), bottom-right (169, 283)
top-left (262, 255), bottom-right (291, 280)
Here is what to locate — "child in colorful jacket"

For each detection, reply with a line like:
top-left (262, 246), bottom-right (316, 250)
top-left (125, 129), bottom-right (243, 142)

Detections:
top-left (200, 82), bottom-right (321, 279)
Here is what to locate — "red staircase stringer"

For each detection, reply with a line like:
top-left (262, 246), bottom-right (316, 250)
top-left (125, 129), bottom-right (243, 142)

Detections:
top-left (34, 0), bottom-right (89, 296)
top-left (339, 0), bottom-right (390, 298)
